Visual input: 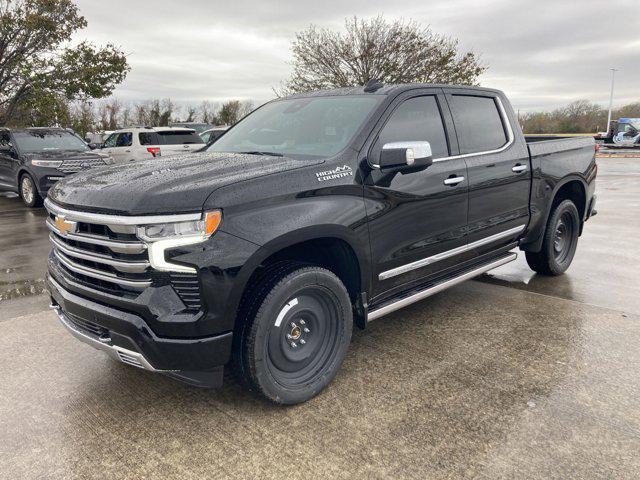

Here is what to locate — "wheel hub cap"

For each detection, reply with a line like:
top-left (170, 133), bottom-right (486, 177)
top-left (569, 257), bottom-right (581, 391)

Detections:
top-left (22, 178), bottom-right (34, 203)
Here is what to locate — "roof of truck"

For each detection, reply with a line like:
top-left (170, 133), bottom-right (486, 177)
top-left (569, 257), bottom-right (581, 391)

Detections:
top-left (282, 83), bottom-right (502, 100)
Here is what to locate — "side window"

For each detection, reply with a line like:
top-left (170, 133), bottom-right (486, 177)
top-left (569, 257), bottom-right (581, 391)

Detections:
top-left (448, 95), bottom-right (508, 154)
top-left (139, 132), bottom-right (160, 145)
top-left (116, 132), bottom-right (132, 147)
top-left (373, 96), bottom-right (449, 159)
top-left (0, 131), bottom-right (11, 147)
top-left (103, 133), bottom-right (118, 148)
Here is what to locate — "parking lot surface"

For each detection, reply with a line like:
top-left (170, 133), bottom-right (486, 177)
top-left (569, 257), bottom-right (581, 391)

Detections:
top-left (1, 158), bottom-right (639, 479)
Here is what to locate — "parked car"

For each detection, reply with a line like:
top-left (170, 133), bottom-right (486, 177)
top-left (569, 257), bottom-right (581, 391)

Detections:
top-left (594, 117), bottom-right (640, 147)
top-left (169, 122), bottom-right (214, 134)
top-left (199, 126), bottom-right (229, 144)
top-left (100, 127), bottom-right (205, 163)
top-left (0, 127), bottom-right (112, 207)
top-left (46, 83), bottom-right (597, 404)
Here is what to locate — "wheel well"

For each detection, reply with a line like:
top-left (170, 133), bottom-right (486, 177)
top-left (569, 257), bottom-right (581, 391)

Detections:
top-left (552, 180), bottom-right (586, 222)
top-left (254, 237), bottom-right (362, 302)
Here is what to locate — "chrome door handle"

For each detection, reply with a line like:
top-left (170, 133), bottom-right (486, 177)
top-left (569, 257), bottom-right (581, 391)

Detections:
top-left (444, 176), bottom-right (465, 186)
top-left (512, 164), bottom-right (527, 173)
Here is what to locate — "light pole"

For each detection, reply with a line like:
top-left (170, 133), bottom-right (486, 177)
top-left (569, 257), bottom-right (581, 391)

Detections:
top-left (606, 68), bottom-right (619, 133)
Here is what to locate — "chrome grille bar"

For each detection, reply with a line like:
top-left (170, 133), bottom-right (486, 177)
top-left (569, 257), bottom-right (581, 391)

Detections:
top-left (49, 234), bottom-right (150, 273)
top-left (54, 250), bottom-right (151, 289)
top-left (46, 219), bottom-right (146, 254)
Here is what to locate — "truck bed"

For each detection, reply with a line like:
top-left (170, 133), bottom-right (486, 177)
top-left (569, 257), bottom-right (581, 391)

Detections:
top-left (525, 135), bottom-right (595, 158)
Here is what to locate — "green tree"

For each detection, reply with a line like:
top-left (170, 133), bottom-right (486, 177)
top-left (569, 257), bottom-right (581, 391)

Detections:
top-left (0, 0), bottom-right (129, 126)
top-left (217, 100), bottom-right (253, 125)
top-left (280, 16), bottom-right (485, 94)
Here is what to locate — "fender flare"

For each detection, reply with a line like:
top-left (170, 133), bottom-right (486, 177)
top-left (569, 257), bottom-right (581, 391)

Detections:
top-left (221, 224), bottom-right (371, 324)
top-left (523, 174), bottom-right (588, 252)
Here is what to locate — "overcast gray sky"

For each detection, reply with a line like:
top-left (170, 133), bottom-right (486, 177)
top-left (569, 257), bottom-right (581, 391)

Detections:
top-left (74, 0), bottom-right (638, 112)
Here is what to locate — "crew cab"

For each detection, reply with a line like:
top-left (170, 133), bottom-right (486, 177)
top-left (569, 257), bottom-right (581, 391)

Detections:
top-left (45, 83), bottom-right (597, 404)
top-left (0, 127), bottom-right (112, 207)
top-left (100, 127), bottom-right (205, 163)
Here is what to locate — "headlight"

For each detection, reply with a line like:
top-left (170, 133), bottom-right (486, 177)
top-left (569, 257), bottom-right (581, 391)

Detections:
top-left (138, 210), bottom-right (222, 274)
top-left (31, 159), bottom-right (63, 168)
top-left (137, 210), bottom-right (222, 241)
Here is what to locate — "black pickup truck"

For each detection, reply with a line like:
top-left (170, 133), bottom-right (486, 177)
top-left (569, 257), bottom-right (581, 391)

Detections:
top-left (45, 83), bottom-right (597, 404)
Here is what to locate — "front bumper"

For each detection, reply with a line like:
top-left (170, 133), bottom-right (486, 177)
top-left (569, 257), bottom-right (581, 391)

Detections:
top-left (47, 274), bottom-right (231, 387)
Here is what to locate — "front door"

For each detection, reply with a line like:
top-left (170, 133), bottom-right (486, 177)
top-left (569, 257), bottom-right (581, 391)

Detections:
top-left (445, 90), bottom-right (531, 255)
top-left (102, 132), bottom-right (133, 163)
top-left (364, 91), bottom-right (469, 301)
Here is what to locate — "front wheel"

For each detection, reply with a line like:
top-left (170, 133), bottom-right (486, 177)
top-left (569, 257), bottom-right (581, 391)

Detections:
top-left (19, 173), bottom-right (43, 208)
top-left (234, 263), bottom-right (353, 405)
top-left (525, 199), bottom-right (580, 275)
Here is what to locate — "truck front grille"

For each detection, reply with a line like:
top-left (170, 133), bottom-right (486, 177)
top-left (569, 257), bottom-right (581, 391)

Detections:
top-left (58, 157), bottom-right (108, 173)
top-left (47, 212), bottom-right (151, 295)
top-left (45, 201), bottom-right (204, 312)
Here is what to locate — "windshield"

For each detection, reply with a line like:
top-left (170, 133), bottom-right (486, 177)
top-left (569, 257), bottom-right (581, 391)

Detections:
top-left (207, 96), bottom-right (382, 158)
top-left (13, 130), bottom-right (88, 153)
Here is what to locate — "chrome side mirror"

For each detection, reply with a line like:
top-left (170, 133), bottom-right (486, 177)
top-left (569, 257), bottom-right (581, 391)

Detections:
top-left (376, 141), bottom-right (433, 170)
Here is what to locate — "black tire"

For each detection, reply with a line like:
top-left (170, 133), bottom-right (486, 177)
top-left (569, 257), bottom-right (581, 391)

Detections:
top-left (233, 262), bottom-right (353, 405)
top-left (525, 199), bottom-right (580, 275)
top-left (19, 173), bottom-right (43, 208)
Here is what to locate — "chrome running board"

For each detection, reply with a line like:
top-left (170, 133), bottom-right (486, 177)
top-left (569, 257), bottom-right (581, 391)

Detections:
top-left (367, 253), bottom-right (517, 322)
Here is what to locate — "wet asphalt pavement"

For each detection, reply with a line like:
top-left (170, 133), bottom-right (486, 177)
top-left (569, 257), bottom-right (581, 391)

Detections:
top-left (0, 158), bottom-right (639, 479)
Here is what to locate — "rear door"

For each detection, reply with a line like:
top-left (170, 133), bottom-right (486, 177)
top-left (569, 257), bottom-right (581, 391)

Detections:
top-left (445, 90), bottom-right (531, 255)
top-left (364, 89), bottom-right (469, 300)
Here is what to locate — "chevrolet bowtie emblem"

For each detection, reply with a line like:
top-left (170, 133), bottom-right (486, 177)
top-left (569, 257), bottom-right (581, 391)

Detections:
top-left (54, 216), bottom-right (77, 236)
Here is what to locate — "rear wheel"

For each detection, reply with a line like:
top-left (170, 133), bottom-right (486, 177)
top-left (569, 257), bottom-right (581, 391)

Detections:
top-left (525, 199), bottom-right (580, 275)
top-left (19, 174), bottom-right (43, 208)
top-left (233, 263), bottom-right (352, 404)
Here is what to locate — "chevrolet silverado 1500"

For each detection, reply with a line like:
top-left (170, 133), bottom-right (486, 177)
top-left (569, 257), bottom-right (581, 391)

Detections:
top-left (45, 82), bottom-right (597, 404)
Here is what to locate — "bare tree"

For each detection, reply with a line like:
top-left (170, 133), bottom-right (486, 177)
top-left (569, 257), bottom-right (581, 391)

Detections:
top-left (185, 106), bottom-right (197, 122)
top-left (199, 100), bottom-right (217, 124)
top-left (279, 16), bottom-right (486, 94)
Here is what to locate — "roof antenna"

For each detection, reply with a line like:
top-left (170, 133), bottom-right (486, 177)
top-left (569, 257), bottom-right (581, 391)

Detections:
top-left (363, 78), bottom-right (383, 93)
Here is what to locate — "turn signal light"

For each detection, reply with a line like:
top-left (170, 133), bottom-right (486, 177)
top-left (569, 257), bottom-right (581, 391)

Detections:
top-left (204, 210), bottom-right (222, 236)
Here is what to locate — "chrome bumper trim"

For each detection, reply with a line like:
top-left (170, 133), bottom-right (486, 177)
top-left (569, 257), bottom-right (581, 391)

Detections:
top-left (50, 304), bottom-right (161, 372)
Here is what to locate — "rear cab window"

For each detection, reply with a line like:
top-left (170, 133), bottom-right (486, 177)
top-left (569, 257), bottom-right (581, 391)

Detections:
top-left (448, 95), bottom-right (509, 154)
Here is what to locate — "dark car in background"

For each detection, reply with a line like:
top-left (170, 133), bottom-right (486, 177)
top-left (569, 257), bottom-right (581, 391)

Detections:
top-left (0, 127), bottom-right (112, 207)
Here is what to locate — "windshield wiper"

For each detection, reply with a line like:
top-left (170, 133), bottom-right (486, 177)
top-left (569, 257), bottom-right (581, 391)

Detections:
top-left (239, 151), bottom-right (284, 157)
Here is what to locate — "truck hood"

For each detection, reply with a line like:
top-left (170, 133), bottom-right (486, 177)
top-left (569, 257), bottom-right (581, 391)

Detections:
top-left (48, 151), bottom-right (323, 215)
